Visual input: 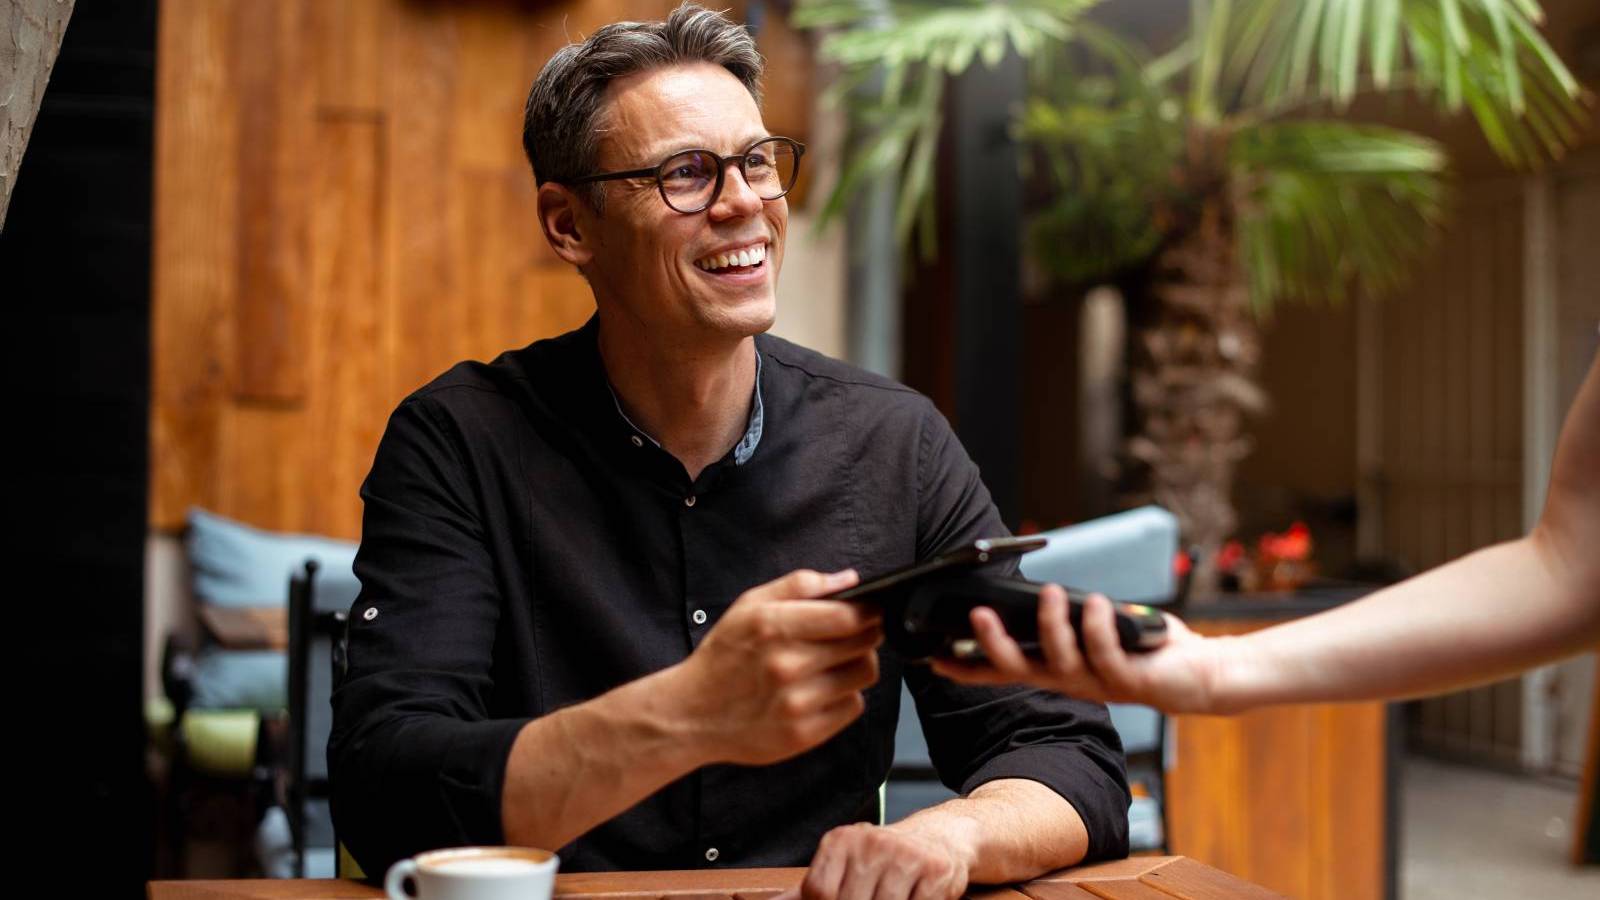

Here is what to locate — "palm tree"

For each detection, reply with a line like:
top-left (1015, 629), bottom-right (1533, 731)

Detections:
top-left (796, 0), bottom-right (1589, 596)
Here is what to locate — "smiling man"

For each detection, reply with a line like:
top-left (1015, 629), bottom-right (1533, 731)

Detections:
top-left (329, 6), bottom-right (1128, 898)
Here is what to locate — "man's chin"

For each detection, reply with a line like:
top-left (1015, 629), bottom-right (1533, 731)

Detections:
top-left (700, 293), bottom-right (777, 337)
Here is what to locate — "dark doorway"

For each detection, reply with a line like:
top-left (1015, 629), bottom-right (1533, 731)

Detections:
top-left (3, 2), bottom-right (157, 895)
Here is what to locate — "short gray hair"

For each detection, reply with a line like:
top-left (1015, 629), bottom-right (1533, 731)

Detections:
top-left (522, 3), bottom-right (764, 210)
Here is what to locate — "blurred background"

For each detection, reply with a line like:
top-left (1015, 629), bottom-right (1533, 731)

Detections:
top-left (3, 0), bottom-right (1598, 897)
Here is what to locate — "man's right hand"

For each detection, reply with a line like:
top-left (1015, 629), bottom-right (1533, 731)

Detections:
top-left (670, 568), bottom-right (883, 766)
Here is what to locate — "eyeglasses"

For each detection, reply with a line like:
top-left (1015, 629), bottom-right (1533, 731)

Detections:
top-left (563, 136), bottom-right (805, 214)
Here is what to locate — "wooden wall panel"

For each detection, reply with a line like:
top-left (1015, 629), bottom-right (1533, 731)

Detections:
top-left (309, 0), bottom-right (386, 114)
top-left (151, 0), bottom-right (239, 527)
top-left (304, 115), bottom-right (388, 540)
top-left (152, 0), bottom-right (816, 538)
top-left (231, 0), bottom-right (313, 402)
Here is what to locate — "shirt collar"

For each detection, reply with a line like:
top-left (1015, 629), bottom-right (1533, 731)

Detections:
top-left (603, 345), bottom-right (766, 467)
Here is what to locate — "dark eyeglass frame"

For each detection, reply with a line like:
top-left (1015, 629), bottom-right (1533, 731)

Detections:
top-left (562, 136), bottom-right (806, 214)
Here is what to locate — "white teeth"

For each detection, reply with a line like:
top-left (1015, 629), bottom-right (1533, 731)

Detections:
top-left (696, 243), bottom-right (768, 271)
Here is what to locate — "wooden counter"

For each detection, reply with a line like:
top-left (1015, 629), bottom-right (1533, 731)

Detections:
top-left (1164, 589), bottom-right (1395, 900)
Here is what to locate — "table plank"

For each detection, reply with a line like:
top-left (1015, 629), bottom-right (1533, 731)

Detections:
top-left (1028, 858), bottom-right (1172, 883)
top-left (1013, 882), bottom-right (1101, 899)
top-left (149, 857), bottom-right (1286, 900)
top-left (1075, 882), bottom-right (1176, 900)
top-left (1137, 857), bottom-right (1286, 900)
top-left (148, 882), bottom-right (376, 900)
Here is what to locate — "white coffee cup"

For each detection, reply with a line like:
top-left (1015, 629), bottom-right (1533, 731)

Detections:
top-left (384, 846), bottom-right (559, 900)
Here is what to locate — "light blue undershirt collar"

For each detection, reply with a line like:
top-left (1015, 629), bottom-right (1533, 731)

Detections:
top-left (606, 348), bottom-right (765, 466)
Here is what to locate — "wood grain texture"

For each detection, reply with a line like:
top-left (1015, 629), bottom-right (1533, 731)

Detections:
top-left (231, 0), bottom-right (313, 401)
top-left (152, 0), bottom-right (240, 525)
top-left (1164, 619), bottom-right (1387, 900)
top-left (0, 0), bottom-right (76, 227)
top-left (152, 0), bottom-right (815, 538)
top-left (1136, 857), bottom-right (1286, 900)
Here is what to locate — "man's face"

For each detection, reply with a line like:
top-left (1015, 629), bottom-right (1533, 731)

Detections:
top-left (579, 62), bottom-right (786, 342)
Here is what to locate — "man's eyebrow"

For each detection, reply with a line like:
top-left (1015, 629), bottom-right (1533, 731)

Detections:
top-left (636, 134), bottom-right (777, 162)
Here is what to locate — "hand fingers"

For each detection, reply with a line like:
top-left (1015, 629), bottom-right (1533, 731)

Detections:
top-left (1080, 593), bottom-right (1138, 695)
top-left (786, 654), bottom-right (880, 712)
top-left (969, 606), bottom-right (1032, 674)
top-left (835, 850), bottom-right (882, 900)
top-left (758, 568), bottom-right (860, 602)
top-left (776, 623), bottom-right (883, 680)
top-left (793, 692), bottom-right (868, 749)
top-left (909, 871), bottom-right (955, 900)
top-left (800, 841), bottom-right (845, 900)
top-left (766, 599), bottom-right (882, 641)
top-left (871, 856), bottom-right (918, 900)
top-left (1036, 585), bottom-right (1088, 679)
top-left (927, 657), bottom-right (1019, 685)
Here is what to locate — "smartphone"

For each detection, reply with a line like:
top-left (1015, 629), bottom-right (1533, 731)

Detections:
top-left (829, 536), bottom-right (1048, 602)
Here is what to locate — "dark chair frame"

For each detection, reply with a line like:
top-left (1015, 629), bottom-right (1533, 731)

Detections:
top-left (285, 559), bottom-right (349, 878)
top-left (158, 623), bottom-right (275, 877)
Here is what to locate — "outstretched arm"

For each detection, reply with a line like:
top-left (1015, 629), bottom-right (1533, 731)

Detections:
top-left (936, 349), bottom-right (1600, 714)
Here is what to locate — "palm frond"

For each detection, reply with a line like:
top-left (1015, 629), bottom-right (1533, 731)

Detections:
top-left (1021, 26), bottom-right (1187, 285)
top-left (1230, 121), bottom-right (1448, 310)
top-left (1202, 0), bottom-right (1588, 168)
top-left (792, 0), bottom-right (1100, 249)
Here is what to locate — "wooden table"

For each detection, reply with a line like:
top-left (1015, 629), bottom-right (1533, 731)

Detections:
top-left (149, 857), bottom-right (1285, 899)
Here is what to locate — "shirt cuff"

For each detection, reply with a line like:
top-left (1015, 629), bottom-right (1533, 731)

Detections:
top-left (434, 716), bottom-right (532, 846)
top-left (959, 743), bottom-right (1132, 862)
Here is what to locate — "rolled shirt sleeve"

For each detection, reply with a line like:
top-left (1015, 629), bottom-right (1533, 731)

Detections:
top-left (908, 399), bottom-right (1132, 862)
top-left (329, 397), bottom-right (530, 875)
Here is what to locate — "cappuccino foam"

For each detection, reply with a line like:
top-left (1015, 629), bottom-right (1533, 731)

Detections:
top-left (426, 856), bottom-right (546, 876)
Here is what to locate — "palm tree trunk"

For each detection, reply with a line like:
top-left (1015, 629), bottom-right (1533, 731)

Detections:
top-left (1127, 192), bottom-right (1266, 600)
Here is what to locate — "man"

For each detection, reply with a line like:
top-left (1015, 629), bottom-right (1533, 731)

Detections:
top-left (329, 6), bottom-right (1129, 898)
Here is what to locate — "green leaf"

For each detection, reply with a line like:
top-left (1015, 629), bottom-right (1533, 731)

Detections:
top-left (1370, 0), bottom-right (1401, 87)
top-left (1230, 121), bottom-right (1448, 308)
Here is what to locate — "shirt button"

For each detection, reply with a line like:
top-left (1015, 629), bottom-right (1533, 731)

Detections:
top-left (630, 435), bottom-right (643, 447)
top-left (362, 607), bottom-right (378, 622)
top-left (704, 847), bottom-right (719, 862)
top-left (684, 495), bottom-right (696, 507)
top-left (691, 609), bottom-right (708, 626)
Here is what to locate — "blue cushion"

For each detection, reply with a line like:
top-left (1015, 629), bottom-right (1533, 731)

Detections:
top-left (1018, 505), bottom-right (1179, 605)
top-left (186, 507), bottom-right (358, 607)
top-left (189, 648), bottom-right (287, 711)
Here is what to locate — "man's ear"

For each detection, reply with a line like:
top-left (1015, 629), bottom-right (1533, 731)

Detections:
top-left (537, 182), bottom-right (595, 268)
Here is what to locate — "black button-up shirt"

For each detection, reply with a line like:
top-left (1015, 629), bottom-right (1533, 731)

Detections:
top-left (330, 318), bottom-right (1130, 876)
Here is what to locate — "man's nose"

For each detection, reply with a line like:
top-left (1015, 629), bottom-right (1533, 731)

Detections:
top-left (709, 163), bottom-right (764, 219)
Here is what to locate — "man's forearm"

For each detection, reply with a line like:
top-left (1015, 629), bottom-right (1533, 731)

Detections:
top-left (500, 663), bottom-right (709, 850)
top-left (891, 778), bottom-right (1088, 884)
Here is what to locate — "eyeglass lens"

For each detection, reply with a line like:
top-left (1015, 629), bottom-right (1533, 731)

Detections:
top-left (658, 139), bottom-right (798, 212)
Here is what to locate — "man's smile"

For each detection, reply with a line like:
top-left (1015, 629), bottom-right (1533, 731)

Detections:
top-left (693, 239), bottom-right (769, 273)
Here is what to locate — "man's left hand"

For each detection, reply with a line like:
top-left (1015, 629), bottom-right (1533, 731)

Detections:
top-left (779, 821), bottom-right (975, 900)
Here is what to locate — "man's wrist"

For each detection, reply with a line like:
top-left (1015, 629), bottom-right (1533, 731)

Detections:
top-left (886, 806), bottom-right (981, 874)
top-left (630, 661), bottom-right (722, 771)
